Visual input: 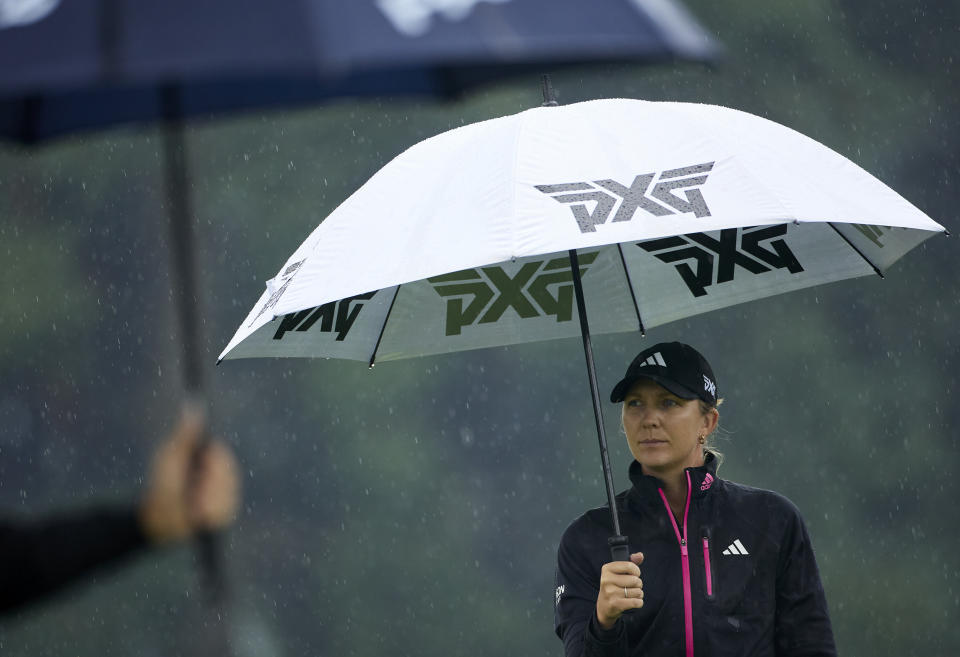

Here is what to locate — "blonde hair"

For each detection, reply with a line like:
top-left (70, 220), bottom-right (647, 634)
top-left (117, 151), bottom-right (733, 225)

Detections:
top-left (699, 398), bottom-right (724, 468)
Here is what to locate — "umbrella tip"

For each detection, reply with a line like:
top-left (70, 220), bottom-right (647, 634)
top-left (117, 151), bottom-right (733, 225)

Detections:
top-left (540, 74), bottom-right (558, 107)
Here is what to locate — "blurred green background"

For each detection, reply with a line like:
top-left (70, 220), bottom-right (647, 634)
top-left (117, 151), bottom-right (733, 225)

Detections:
top-left (1, 0), bottom-right (957, 655)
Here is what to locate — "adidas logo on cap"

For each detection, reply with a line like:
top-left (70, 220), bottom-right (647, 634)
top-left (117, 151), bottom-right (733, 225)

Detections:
top-left (639, 352), bottom-right (667, 367)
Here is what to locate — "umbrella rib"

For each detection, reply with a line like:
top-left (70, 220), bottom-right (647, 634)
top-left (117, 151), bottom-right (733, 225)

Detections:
top-left (617, 243), bottom-right (646, 335)
top-left (368, 285), bottom-right (401, 368)
top-left (827, 223), bottom-right (885, 279)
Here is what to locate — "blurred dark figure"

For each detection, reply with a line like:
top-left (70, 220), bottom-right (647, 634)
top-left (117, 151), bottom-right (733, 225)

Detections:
top-left (0, 405), bottom-right (240, 614)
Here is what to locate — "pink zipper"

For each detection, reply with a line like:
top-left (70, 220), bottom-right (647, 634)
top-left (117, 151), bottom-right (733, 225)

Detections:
top-left (658, 470), bottom-right (694, 657)
top-left (702, 537), bottom-right (713, 597)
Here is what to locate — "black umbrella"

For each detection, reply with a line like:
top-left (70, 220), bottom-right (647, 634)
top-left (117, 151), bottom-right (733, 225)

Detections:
top-left (0, 0), bottom-right (719, 141)
top-left (0, 0), bottom-right (720, 651)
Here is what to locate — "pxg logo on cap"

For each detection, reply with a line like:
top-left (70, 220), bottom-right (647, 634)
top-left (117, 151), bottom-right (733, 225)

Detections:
top-left (610, 342), bottom-right (718, 406)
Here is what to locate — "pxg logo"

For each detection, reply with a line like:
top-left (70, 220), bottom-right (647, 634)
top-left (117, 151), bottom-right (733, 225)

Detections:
top-left (852, 224), bottom-right (888, 248)
top-left (536, 162), bottom-right (714, 234)
top-left (273, 292), bottom-right (376, 342)
top-left (428, 253), bottom-right (599, 336)
top-left (640, 225), bottom-right (804, 297)
top-left (251, 259), bottom-right (305, 325)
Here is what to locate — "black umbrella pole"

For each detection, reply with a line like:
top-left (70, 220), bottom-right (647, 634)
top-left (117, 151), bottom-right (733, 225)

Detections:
top-left (567, 250), bottom-right (631, 563)
top-left (162, 108), bottom-right (205, 396)
top-left (164, 127), bottom-right (222, 580)
top-left (162, 88), bottom-right (233, 656)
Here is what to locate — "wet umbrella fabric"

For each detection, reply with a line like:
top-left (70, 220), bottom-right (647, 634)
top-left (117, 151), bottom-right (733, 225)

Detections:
top-left (219, 98), bottom-right (946, 552)
top-left (219, 99), bottom-right (945, 363)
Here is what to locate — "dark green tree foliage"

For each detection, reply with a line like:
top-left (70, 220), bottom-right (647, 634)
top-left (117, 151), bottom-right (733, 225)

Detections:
top-left (1, 1), bottom-right (958, 655)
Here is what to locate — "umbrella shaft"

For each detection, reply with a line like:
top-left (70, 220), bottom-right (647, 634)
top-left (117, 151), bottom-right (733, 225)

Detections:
top-left (568, 249), bottom-right (622, 537)
top-left (162, 88), bottom-right (205, 395)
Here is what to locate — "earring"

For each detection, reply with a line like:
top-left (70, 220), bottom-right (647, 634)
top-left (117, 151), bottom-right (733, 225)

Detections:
top-left (698, 434), bottom-right (705, 445)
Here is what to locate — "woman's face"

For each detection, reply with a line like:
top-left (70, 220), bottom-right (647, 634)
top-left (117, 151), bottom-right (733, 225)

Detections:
top-left (621, 378), bottom-right (718, 480)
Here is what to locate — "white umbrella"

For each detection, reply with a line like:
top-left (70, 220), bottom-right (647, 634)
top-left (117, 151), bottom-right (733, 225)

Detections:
top-left (219, 96), bottom-right (945, 558)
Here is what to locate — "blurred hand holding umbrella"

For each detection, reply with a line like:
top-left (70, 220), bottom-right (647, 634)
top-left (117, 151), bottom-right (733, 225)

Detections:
top-left (218, 93), bottom-right (946, 561)
top-left (0, 0), bottom-right (721, 650)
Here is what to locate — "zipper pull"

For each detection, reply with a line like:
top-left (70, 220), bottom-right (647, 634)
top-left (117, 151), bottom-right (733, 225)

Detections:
top-left (702, 536), bottom-right (714, 597)
top-left (680, 538), bottom-right (688, 556)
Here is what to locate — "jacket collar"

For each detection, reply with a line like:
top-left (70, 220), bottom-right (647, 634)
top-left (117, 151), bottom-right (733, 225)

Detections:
top-left (626, 452), bottom-right (720, 507)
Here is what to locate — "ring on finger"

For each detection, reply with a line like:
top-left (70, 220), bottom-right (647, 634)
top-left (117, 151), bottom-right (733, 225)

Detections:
top-left (624, 587), bottom-right (629, 598)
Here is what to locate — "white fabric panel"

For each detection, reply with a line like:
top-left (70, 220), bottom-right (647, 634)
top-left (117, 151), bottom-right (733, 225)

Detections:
top-left (272, 112), bottom-right (522, 317)
top-left (222, 286), bottom-right (396, 361)
top-left (828, 223), bottom-right (935, 272)
top-left (374, 248), bottom-right (638, 361)
top-left (624, 223), bottom-right (876, 328)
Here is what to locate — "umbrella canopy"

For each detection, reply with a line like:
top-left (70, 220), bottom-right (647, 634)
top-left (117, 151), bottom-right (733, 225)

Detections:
top-left (219, 98), bottom-right (946, 363)
top-left (0, 0), bottom-right (720, 142)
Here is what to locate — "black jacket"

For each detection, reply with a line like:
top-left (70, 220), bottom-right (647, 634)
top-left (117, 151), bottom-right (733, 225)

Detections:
top-left (1, 506), bottom-right (147, 614)
top-left (555, 455), bottom-right (836, 657)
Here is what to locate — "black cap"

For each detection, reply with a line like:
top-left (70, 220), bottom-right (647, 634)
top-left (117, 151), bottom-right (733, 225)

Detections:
top-left (610, 342), bottom-right (718, 406)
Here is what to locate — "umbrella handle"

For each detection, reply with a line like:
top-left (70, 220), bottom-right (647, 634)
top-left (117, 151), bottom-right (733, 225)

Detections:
top-left (608, 535), bottom-right (638, 618)
top-left (608, 535), bottom-right (631, 563)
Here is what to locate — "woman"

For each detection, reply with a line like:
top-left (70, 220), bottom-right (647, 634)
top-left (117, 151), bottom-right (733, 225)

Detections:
top-left (554, 342), bottom-right (836, 657)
